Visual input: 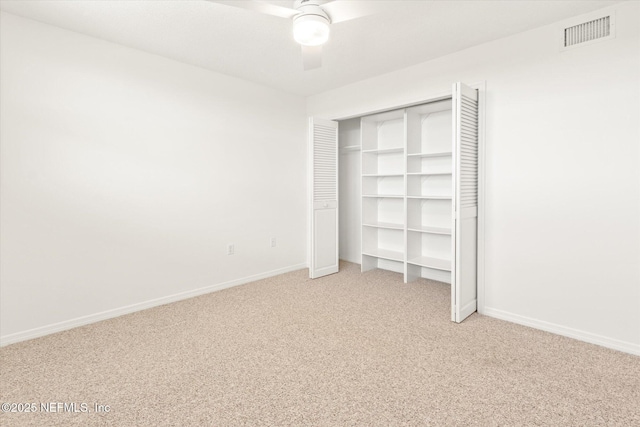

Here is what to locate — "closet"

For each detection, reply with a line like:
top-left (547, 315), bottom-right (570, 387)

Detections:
top-left (311, 82), bottom-right (480, 322)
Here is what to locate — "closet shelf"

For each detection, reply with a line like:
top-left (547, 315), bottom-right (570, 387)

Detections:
top-left (362, 174), bottom-right (404, 177)
top-left (363, 248), bottom-right (404, 262)
top-left (362, 194), bottom-right (404, 198)
top-left (407, 256), bottom-right (451, 271)
top-left (406, 195), bottom-right (452, 200)
top-left (407, 172), bottom-right (452, 176)
top-left (407, 226), bottom-right (452, 235)
top-left (407, 151), bottom-right (452, 158)
top-left (339, 145), bottom-right (361, 152)
top-left (363, 221), bottom-right (404, 230)
top-left (362, 147), bottom-right (404, 154)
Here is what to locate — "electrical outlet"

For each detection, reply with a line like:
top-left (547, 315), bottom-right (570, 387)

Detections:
top-left (270, 237), bottom-right (276, 248)
top-left (227, 244), bottom-right (234, 255)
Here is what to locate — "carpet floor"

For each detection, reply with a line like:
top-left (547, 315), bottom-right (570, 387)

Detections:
top-left (1, 261), bottom-right (639, 426)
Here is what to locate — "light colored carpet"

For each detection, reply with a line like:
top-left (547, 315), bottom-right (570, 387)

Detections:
top-left (1, 261), bottom-right (639, 426)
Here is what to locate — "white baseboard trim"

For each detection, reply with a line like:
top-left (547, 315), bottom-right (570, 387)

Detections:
top-left (483, 307), bottom-right (640, 356)
top-left (0, 263), bottom-right (308, 347)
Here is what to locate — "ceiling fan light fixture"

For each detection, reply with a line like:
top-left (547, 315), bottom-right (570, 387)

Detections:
top-left (293, 14), bottom-right (330, 46)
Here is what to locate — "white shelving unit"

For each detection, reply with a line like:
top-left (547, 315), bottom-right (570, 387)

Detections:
top-left (360, 109), bottom-right (405, 274)
top-left (359, 87), bottom-right (480, 314)
top-left (360, 100), bottom-right (457, 281)
top-left (405, 100), bottom-right (455, 284)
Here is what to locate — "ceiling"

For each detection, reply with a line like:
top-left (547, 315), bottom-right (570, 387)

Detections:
top-left (0, 0), bottom-right (620, 96)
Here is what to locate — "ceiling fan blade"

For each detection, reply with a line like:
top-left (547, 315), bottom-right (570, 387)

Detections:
top-left (321, 0), bottom-right (377, 24)
top-left (302, 45), bottom-right (322, 71)
top-left (208, 1), bottom-right (299, 19)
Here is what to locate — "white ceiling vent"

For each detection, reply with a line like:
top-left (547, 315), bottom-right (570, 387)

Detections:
top-left (560, 12), bottom-right (615, 51)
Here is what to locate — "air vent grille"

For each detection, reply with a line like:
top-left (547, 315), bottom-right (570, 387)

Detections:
top-left (564, 16), bottom-right (610, 47)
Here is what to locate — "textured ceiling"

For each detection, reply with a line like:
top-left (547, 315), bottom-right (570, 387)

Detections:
top-left (0, 0), bottom-right (620, 96)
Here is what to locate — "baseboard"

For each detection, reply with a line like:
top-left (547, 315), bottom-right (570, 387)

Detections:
top-left (483, 307), bottom-right (640, 356)
top-left (0, 263), bottom-right (308, 347)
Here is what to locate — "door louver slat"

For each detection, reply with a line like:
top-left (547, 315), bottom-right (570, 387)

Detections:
top-left (313, 124), bottom-right (337, 202)
top-left (458, 91), bottom-right (478, 209)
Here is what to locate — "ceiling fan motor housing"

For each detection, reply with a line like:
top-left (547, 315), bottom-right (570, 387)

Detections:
top-left (294, 0), bottom-right (331, 23)
top-left (293, 0), bottom-right (331, 46)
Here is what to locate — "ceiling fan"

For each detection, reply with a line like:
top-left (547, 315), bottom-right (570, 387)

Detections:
top-left (208, 0), bottom-right (375, 70)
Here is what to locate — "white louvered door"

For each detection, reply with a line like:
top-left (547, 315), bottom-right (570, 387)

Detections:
top-left (309, 118), bottom-right (339, 279)
top-left (451, 82), bottom-right (479, 322)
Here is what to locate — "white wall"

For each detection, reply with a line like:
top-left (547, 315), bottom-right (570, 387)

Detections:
top-left (338, 118), bottom-right (361, 263)
top-left (309, 2), bottom-right (640, 354)
top-left (0, 13), bottom-right (308, 343)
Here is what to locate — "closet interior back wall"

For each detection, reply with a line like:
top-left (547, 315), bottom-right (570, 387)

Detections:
top-left (338, 118), bottom-right (361, 263)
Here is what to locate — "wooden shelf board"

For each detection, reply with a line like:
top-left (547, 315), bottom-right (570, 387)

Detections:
top-left (363, 248), bottom-right (404, 262)
top-left (362, 174), bottom-right (404, 177)
top-left (407, 226), bottom-right (452, 235)
top-left (407, 152), bottom-right (453, 158)
top-left (406, 195), bottom-right (452, 200)
top-left (407, 172), bottom-right (452, 176)
top-left (363, 222), bottom-right (404, 230)
top-left (407, 256), bottom-right (451, 271)
top-left (362, 194), bottom-right (404, 199)
top-left (340, 145), bottom-right (361, 152)
top-left (362, 147), bottom-right (404, 154)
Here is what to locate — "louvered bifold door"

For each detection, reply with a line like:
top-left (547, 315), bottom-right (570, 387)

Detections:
top-left (309, 118), bottom-right (339, 279)
top-left (451, 83), bottom-right (479, 322)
